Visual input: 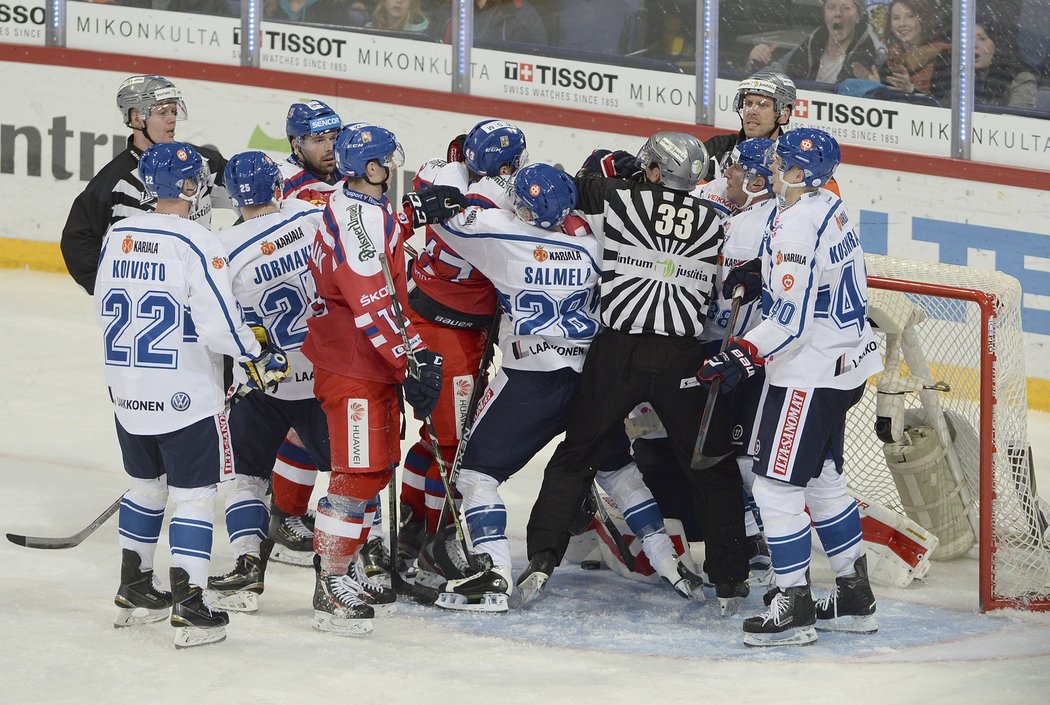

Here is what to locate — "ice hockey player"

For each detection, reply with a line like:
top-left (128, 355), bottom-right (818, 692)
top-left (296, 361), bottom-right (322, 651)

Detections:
top-left (518, 133), bottom-right (751, 610)
top-left (98, 142), bottom-right (289, 648)
top-left (62, 74), bottom-right (228, 295)
top-left (302, 123), bottom-right (459, 636)
top-left (264, 100), bottom-right (345, 568)
top-left (399, 120), bottom-right (526, 574)
top-left (407, 164), bottom-right (704, 610)
top-left (698, 128), bottom-right (882, 646)
top-left (204, 151), bottom-right (331, 612)
top-left (701, 71), bottom-right (796, 182)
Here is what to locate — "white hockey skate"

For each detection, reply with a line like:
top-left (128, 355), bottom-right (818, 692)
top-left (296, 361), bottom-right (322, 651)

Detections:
top-left (435, 566), bottom-right (512, 613)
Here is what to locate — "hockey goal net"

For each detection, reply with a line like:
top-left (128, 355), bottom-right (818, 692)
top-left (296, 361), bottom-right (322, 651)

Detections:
top-left (845, 254), bottom-right (1050, 611)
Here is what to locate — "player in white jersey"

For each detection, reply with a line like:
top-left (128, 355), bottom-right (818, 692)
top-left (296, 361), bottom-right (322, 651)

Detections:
top-left (203, 151), bottom-right (330, 611)
top-left (97, 142), bottom-right (289, 648)
top-left (411, 164), bottom-right (704, 611)
top-left (698, 129), bottom-right (883, 646)
top-left (264, 101), bottom-right (347, 562)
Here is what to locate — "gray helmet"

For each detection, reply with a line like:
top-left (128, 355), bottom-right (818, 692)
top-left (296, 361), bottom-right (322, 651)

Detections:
top-left (116, 75), bottom-right (187, 127)
top-left (733, 71), bottom-right (797, 120)
top-left (636, 132), bottom-right (708, 191)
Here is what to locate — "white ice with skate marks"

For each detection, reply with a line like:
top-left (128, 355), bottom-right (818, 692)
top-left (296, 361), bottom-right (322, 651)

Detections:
top-left (4, 270), bottom-right (1050, 703)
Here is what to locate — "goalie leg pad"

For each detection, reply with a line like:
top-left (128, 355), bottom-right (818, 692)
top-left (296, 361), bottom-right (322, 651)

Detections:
top-left (851, 491), bottom-right (939, 587)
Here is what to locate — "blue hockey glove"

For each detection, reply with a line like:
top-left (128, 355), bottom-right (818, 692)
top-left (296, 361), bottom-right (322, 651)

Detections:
top-left (242, 325), bottom-right (290, 393)
top-left (403, 349), bottom-right (443, 419)
top-left (696, 339), bottom-right (763, 395)
top-left (403, 185), bottom-right (468, 228)
top-left (722, 257), bottom-right (763, 304)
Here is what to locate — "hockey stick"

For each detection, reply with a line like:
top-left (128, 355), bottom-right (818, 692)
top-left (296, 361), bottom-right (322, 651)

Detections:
top-left (690, 286), bottom-right (745, 471)
top-left (7, 385), bottom-right (254, 550)
top-left (385, 472), bottom-right (439, 604)
top-left (590, 483), bottom-right (637, 572)
top-left (377, 253), bottom-right (472, 551)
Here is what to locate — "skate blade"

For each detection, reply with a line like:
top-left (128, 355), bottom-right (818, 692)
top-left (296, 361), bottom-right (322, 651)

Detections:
top-left (718, 596), bottom-right (745, 618)
top-left (113, 606), bottom-right (169, 628)
top-left (435, 592), bottom-right (509, 613)
top-left (743, 625), bottom-right (817, 647)
top-left (268, 545), bottom-right (314, 567)
top-left (516, 573), bottom-right (549, 607)
top-left (313, 611), bottom-right (374, 637)
top-left (173, 625), bottom-right (227, 649)
top-left (816, 614), bottom-right (878, 633)
top-left (205, 589), bottom-right (259, 614)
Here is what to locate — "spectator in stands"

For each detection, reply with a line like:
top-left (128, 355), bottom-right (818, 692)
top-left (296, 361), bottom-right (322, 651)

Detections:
top-left (367, 0), bottom-right (429, 32)
top-left (852, 0), bottom-right (951, 98)
top-left (973, 18), bottom-right (1038, 109)
top-left (264, 0), bottom-right (362, 24)
top-left (747, 0), bottom-right (884, 84)
top-left (473, 0), bottom-right (548, 45)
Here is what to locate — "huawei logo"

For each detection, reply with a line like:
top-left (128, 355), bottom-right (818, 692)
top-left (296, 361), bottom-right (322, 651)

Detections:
top-left (349, 401), bottom-right (366, 421)
top-left (456, 379), bottom-right (471, 394)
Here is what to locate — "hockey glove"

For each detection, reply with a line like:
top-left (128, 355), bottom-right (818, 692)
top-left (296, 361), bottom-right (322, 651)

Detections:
top-left (242, 325), bottom-right (291, 393)
top-left (722, 257), bottom-right (763, 304)
top-left (580, 149), bottom-right (642, 180)
top-left (403, 349), bottom-right (443, 419)
top-left (696, 339), bottom-right (763, 395)
top-left (403, 185), bottom-right (468, 228)
top-left (447, 133), bottom-right (468, 163)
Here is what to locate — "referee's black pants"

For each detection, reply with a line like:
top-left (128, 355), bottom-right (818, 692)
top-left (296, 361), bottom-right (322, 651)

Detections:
top-left (525, 328), bottom-right (750, 584)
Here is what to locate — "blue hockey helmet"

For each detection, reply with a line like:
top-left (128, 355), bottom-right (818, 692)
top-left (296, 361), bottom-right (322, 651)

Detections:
top-left (286, 100), bottom-right (342, 142)
top-left (773, 129), bottom-right (840, 188)
top-left (512, 163), bottom-right (577, 229)
top-left (224, 151), bottom-right (283, 207)
top-left (138, 142), bottom-right (207, 200)
top-left (730, 137), bottom-right (775, 193)
top-left (334, 123), bottom-right (404, 180)
top-left (464, 120), bottom-right (527, 177)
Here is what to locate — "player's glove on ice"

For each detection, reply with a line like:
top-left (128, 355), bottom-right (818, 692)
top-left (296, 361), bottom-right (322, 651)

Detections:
top-left (722, 257), bottom-right (763, 304)
top-left (696, 339), bottom-right (763, 394)
top-left (242, 325), bottom-right (291, 393)
top-left (403, 185), bottom-right (468, 228)
top-left (403, 349), bottom-right (444, 419)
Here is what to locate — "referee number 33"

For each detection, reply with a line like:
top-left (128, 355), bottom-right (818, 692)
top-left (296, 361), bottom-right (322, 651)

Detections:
top-left (653, 203), bottom-right (696, 240)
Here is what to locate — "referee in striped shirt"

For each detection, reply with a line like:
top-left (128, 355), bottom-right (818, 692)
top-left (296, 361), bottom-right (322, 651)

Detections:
top-left (61, 75), bottom-right (227, 295)
top-left (521, 132), bottom-right (750, 600)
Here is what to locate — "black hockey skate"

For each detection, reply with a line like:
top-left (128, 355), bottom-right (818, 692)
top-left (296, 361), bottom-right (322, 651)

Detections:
top-left (268, 505), bottom-right (314, 567)
top-left (113, 549), bottom-right (172, 628)
top-left (436, 566), bottom-right (512, 612)
top-left (359, 536), bottom-right (407, 579)
top-left (654, 556), bottom-right (706, 601)
top-left (747, 535), bottom-right (773, 588)
top-left (714, 580), bottom-right (750, 617)
top-left (170, 567), bottom-right (229, 649)
top-left (397, 504), bottom-right (427, 561)
top-left (312, 557), bottom-right (375, 637)
top-left (815, 555), bottom-right (878, 633)
top-left (743, 585), bottom-right (817, 647)
top-left (206, 539), bottom-right (271, 613)
top-left (348, 559), bottom-right (397, 616)
top-left (515, 550), bottom-right (557, 607)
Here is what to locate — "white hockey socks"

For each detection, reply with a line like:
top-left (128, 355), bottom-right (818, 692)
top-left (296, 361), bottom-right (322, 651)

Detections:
top-left (806, 462), bottom-right (864, 577)
top-left (223, 475), bottom-right (268, 558)
top-left (458, 469), bottom-right (511, 569)
top-left (169, 485), bottom-right (217, 588)
top-left (752, 475), bottom-right (811, 589)
top-left (119, 476), bottom-right (168, 571)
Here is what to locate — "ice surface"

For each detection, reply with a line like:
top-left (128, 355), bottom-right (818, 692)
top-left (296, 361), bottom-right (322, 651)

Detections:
top-left (3, 269), bottom-right (1050, 704)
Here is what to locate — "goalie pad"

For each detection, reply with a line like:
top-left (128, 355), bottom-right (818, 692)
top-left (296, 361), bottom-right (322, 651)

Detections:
top-left (851, 491), bottom-right (939, 587)
top-left (590, 493), bottom-right (696, 583)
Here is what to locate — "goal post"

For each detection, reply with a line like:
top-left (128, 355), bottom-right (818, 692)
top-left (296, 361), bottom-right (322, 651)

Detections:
top-left (848, 254), bottom-right (1050, 612)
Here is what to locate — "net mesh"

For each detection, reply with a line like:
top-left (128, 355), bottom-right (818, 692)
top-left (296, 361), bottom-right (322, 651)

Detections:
top-left (846, 255), bottom-right (1050, 609)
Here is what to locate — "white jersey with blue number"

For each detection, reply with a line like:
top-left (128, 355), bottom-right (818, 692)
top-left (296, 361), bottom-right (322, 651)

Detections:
top-left (431, 207), bottom-right (601, 373)
top-left (701, 197), bottom-right (776, 342)
top-left (95, 213), bottom-right (262, 435)
top-left (214, 201), bottom-right (325, 400)
top-left (743, 190), bottom-right (882, 389)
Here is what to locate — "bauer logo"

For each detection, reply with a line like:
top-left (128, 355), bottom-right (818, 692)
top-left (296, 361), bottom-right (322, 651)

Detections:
top-left (347, 399), bottom-right (369, 468)
top-left (171, 392), bottom-right (191, 412)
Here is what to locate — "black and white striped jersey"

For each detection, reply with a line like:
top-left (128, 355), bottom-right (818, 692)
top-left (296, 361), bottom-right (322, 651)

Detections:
top-left (60, 136), bottom-right (226, 294)
top-left (576, 173), bottom-right (722, 337)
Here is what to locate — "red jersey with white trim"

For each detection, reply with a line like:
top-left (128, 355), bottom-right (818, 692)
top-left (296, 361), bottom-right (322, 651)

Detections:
top-left (408, 160), bottom-right (508, 326)
top-left (303, 185), bottom-right (422, 384)
top-left (279, 157), bottom-right (339, 203)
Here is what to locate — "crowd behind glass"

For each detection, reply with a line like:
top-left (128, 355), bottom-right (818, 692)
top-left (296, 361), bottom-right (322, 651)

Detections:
top-left (74, 0), bottom-right (1050, 116)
